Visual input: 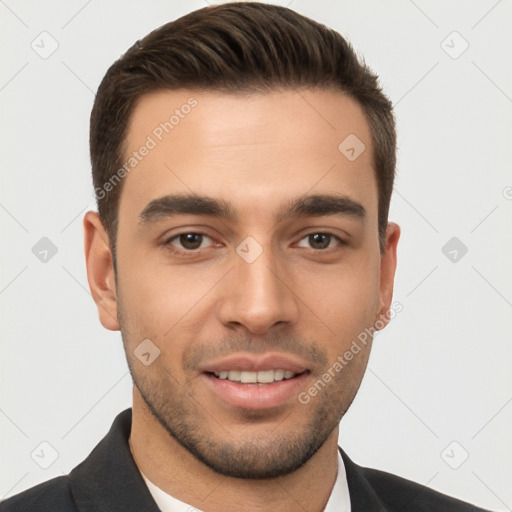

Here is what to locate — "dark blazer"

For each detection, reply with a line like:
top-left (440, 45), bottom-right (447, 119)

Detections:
top-left (0, 409), bottom-right (491, 511)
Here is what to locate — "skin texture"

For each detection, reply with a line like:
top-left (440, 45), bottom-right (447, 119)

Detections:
top-left (84, 88), bottom-right (400, 512)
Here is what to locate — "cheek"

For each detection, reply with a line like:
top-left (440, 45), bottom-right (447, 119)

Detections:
top-left (116, 254), bottom-right (223, 338)
top-left (296, 255), bottom-right (381, 338)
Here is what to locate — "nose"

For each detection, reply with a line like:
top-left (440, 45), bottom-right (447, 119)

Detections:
top-left (218, 244), bottom-right (300, 335)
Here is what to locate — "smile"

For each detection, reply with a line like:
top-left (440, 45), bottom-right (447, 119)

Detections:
top-left (212, 369), bottom-right (297, 384)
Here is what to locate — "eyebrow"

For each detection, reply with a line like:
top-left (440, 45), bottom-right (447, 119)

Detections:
top-left (138, 193), bottom-right (366, 226)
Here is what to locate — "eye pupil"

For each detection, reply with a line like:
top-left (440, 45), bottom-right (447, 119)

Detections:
top-left (180, 233), bottom-right (202, 249)
top-left (309, 233), bottom-right (330, 249)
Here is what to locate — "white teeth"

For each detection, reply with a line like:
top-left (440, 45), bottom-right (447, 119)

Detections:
top-left (256, 370), bottom-right (275, 383)
top-left (240, 371), bottom-right (257, 383)
top-left (214, 369), bottom-right (298, 383)
top-left (227, 370), bottom-right (241, 381)
top-left (274, 369), bottom-right (285, 381)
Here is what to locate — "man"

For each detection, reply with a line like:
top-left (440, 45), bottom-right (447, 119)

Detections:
top-left (0, 2), bottom-right (492, 511)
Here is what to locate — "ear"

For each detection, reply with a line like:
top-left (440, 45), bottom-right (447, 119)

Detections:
top-left (83, 211), bottom-right (120, 331)
top-left (375, 222), bottom-right (400, 331)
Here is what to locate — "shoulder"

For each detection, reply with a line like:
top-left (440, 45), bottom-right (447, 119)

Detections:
top-left (0, 476), bottom-right (76, 512)
top-left (359, 465), bottom-right (491, 511)
top-left (339, 448), bottom-right (491, 511)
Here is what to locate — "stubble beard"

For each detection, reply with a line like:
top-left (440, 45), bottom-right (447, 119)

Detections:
top-left (118, 306), bottom-right (365, 479)
top-left (126, 353), bottom-right (359, 479)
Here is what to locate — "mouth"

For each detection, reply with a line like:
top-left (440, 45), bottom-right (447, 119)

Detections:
top-left (199, 354), bottom-right (311, 410)
top-left (209, 369), bottom-right (301, 384)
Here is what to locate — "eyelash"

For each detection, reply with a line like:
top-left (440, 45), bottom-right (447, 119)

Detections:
top-left (163, 231), bottom-right (347, 253)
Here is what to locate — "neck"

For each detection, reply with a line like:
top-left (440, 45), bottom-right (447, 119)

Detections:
top-left (129, 387), bottom-right (339, 512)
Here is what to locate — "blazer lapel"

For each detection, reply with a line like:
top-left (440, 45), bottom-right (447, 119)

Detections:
top-left (339, 448), bottom-right (389, 512)
top-left (68, 409), bottom-right (160, 512)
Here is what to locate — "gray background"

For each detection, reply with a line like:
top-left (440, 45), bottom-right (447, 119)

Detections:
top-left (1, 0), bottom-right (511, 510)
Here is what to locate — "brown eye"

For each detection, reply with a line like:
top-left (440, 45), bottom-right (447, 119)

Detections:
top-left (166, 233), bottom-right (211, 251)
top-left (309, 233), bottom-right (330, 249)
top-left (179, 233), bottom-right (203, 249)
top-left (297, 233), bottom-right (343, 250)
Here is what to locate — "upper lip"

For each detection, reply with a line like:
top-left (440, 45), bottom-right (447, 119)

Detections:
top-left (199, 353), bottom-right (309, 374)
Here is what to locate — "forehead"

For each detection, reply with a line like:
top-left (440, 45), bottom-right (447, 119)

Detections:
top-left (119, 88), bottom-right (377, 226)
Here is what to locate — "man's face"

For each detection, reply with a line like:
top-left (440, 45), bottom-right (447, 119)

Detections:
top-left (96, 88), bottom-right (398, 478)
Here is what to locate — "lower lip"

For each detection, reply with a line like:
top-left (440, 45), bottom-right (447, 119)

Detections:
top-left (202, 372), bottom-right (309, 410)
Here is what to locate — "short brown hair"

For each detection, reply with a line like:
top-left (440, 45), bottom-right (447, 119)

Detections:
top-left (90, 2), bottom-right (396, 260)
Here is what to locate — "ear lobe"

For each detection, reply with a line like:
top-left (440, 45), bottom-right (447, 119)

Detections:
top-left (83, 211), bottom-right (120, 331)
top-left (375, 222), bottom-right (400, 330)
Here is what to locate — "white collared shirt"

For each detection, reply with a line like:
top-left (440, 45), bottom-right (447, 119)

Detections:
top-left (139, 451), bottom-right (351, 512)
